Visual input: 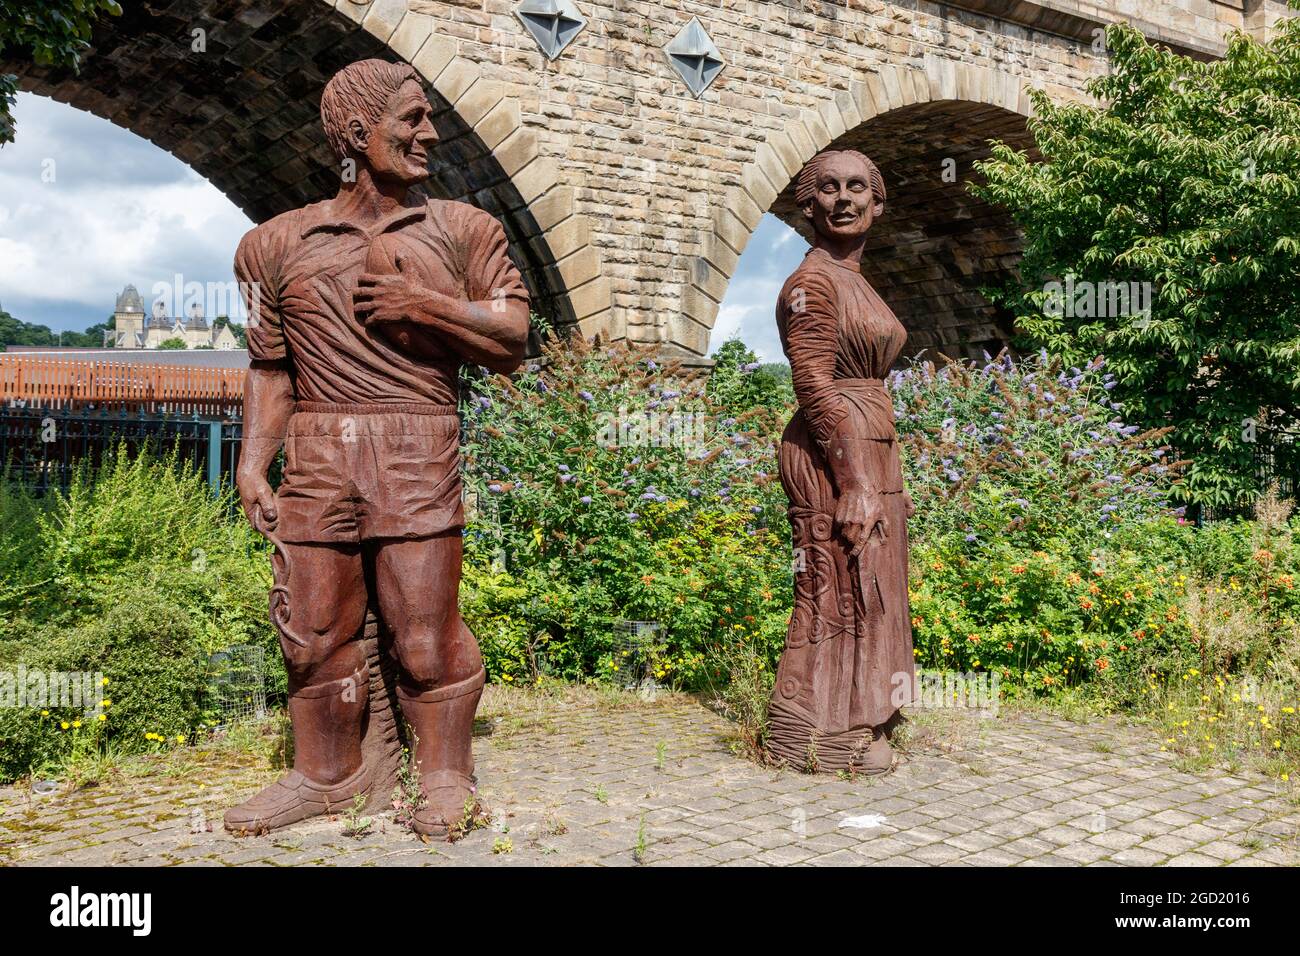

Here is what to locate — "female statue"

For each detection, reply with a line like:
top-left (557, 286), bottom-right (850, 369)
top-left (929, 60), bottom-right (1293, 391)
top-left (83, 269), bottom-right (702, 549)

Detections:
top-left (767, 149), bottom-right (916, 774)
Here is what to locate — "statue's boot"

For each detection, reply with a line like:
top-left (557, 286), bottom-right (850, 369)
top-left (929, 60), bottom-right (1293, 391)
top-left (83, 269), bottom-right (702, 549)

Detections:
top-left (224, 665), bottom-right (370, 835)
top-left (859, 727), bottom-right (894, 774)
top-left (398, 668), bottom-right (485, 837)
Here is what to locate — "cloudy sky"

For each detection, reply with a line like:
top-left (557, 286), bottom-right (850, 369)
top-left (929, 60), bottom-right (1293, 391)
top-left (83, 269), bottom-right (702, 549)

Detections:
top-left (0, 93), bottom-right (255, 334)
top-left (0, 92), bottom-right (804, 359)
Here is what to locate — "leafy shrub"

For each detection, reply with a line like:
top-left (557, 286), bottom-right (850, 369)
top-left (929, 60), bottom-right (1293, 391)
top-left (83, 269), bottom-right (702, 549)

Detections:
top-left (460, 333), bottom-right (792, 687)
top-left (0, 583), bottom-right (207, 780)
top-left (0, 445), bottom-right (278, 781)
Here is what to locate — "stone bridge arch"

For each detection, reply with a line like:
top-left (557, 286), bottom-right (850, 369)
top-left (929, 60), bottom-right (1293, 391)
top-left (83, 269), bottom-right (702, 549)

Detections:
top-left (6, 0), bottom-right (1288, 357)
top-left (4, 0), bottom-right (613, 332)
top-left (686, 58), bottom-right (1055, 362)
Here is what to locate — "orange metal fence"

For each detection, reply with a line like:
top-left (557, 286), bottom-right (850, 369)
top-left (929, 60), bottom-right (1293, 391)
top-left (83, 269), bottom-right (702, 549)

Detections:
top-left (0, 354), bottom-right (245, 417)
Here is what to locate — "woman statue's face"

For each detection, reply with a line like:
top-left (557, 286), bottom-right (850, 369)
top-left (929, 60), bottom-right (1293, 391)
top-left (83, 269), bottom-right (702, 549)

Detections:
top-left (802, 153), bottom-right (882, 243)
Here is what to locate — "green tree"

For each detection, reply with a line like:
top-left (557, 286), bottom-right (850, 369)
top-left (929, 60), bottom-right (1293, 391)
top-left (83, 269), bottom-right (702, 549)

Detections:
top-left (0, 0), bottom-right (122, 145)
top-left (0, 308), bottom-right (115, 349)
top-left (0, 308), bottom-right (56, 347)
top-left (156, 337), bottom-right (188, 350)
top-left (971, 14), bottom-right (1300, 510)
top-left (706, 338), bottom-right (793, 413)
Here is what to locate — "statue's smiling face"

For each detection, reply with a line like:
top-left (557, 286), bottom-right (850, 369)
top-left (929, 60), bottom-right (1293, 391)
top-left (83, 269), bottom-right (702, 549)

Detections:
top-left (361, 80), bottom-right (438, 186)
top-left (804, 152), bottom-right (881, 241)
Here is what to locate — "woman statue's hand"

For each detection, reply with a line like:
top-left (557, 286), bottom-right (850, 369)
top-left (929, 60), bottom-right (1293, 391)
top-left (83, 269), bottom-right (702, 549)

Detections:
top-left (835, 486), bottom-right (888, 557)
top-left (902, 490), bottom-right (916, 518)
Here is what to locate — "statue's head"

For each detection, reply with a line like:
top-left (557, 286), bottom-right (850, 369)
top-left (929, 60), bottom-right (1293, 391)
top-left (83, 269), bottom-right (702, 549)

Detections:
top-left (321, 59), bottom-right (437, 187)
top-left (795, 149), bottom-right (886, 245)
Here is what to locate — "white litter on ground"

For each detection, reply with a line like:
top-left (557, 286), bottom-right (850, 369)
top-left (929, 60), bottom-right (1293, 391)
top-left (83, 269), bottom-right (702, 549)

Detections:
top-left (839, 813), bottom-right (889, 830)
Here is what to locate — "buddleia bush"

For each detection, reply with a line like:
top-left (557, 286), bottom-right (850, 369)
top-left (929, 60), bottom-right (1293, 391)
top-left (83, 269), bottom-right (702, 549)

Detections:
top-left (459, 333), bottom-right (792, 687)
top-left (895, 352), bottom-right (1266, 701)
top-left (892, 350), bottom-right (1185, 552)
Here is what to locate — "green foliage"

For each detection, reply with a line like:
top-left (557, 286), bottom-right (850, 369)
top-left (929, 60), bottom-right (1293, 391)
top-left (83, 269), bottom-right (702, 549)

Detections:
top-left (155, 337), bottom-right (188, 350)
top-left (705, 338), bottom-right (794, 413)
top-left (0, 309), bottom-right (113, 348)
top-left (0, 0), bottom-right (122, 145)
top-left (0, 585), bottom-right (207, 780)
top-left (459, 334), bottom-right (792, 687)
top-left (0, 445), bottom-right (277, 781)
top-left (892, 351), bottom-right (1182, 548)
top-left (971, 16), bottom-right (1300, 509)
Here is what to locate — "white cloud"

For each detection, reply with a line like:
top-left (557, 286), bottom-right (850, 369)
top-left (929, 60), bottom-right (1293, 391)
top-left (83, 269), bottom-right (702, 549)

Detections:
top-left (0, 93), bottom-right (252, 332)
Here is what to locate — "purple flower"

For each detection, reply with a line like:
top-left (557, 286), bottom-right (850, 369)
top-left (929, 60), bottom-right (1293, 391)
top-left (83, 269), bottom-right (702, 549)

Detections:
top-left (488, 483), bottom-right (503, 493)
top-left (579, 390), bottom-right (594, 402)
top-left (580, 496), bottom-right (592, 504)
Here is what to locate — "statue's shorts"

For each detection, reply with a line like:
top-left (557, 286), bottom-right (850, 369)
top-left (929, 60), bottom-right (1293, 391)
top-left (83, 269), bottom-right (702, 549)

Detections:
top-left (273, 402), bottom-right (463, 544)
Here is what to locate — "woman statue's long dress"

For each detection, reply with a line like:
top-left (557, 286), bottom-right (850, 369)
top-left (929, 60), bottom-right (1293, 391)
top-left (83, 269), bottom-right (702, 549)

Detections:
top-left (767, 149), bottom-right (916, 774)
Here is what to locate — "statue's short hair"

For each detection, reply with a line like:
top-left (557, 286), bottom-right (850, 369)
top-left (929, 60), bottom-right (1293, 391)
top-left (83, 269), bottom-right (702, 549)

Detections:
top-left (320, 59), bottom-right (422, 160)
top-left (794, 149), bottom-right (886, 210)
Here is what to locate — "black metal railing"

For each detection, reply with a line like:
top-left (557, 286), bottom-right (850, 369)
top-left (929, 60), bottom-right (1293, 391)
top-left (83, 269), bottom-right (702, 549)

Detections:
top-left (0, 404), bottom-right (243, 496)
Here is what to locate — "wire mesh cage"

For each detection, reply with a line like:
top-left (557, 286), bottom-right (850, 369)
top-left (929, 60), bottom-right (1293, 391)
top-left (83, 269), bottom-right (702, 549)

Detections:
top-left (203, 645), bottom-right (268, 729)
top-left (613, 620), bottom-right (663, 690)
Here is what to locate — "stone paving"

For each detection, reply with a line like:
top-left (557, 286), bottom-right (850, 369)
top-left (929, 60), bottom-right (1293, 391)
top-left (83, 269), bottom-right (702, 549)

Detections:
top-left (1, 688), bottom-right (1297, 867)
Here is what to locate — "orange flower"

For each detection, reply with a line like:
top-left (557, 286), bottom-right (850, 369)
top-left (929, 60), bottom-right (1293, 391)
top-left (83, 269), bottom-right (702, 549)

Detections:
top-left (1095, 658), bottom-right (1110, 670)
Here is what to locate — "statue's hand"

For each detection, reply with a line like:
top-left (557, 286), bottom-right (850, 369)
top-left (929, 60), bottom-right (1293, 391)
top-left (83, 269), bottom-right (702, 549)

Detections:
top-left (353, 264), bottom-right (434, 327)
top-left (236, 468), bottom-right (277, 535)
top-left (902, 490), bottom-right (916, 519)
top-left (835, 486), bottom-right (888, 558)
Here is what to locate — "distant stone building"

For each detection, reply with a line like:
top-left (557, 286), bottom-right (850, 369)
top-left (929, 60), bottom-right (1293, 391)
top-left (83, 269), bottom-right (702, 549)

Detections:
top-left (105, 284), bottom-right (240, 350)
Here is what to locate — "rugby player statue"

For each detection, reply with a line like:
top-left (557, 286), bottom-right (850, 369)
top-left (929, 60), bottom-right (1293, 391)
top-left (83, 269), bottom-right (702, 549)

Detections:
top-left (225, 59), bottom-right (529, 836)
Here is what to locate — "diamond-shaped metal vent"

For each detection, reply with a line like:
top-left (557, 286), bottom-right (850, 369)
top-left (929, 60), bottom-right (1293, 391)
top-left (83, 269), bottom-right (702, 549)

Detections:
top-left (664, 17), bottom-right (724, 98)
top-left (515, 0), bottom-right (587, 60)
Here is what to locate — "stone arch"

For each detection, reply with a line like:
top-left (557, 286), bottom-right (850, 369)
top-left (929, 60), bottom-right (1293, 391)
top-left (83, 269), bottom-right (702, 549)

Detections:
top-left (684, 57), bottom-right (1052, 360)
top-left (3, 0), bottom-right (613, 333)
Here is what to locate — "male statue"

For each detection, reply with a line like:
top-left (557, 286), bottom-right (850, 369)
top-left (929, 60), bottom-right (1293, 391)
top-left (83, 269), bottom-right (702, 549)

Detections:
top-left (226, 58), bottom-right (529, 836)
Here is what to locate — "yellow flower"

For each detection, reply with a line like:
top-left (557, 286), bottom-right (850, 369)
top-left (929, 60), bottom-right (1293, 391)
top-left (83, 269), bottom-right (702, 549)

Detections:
top-left (175, 734), bottom-right (185, 743)
top-left (98, 714), bottom-right (107, 722)
top-left (101, 677), bottom-right (110, 686)
top-left (40, 710), bottom-right (48, 717)
top-left (72, 720), bottom-right (82, 729)
top-left (60, 721), bottom-right (69, 730)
